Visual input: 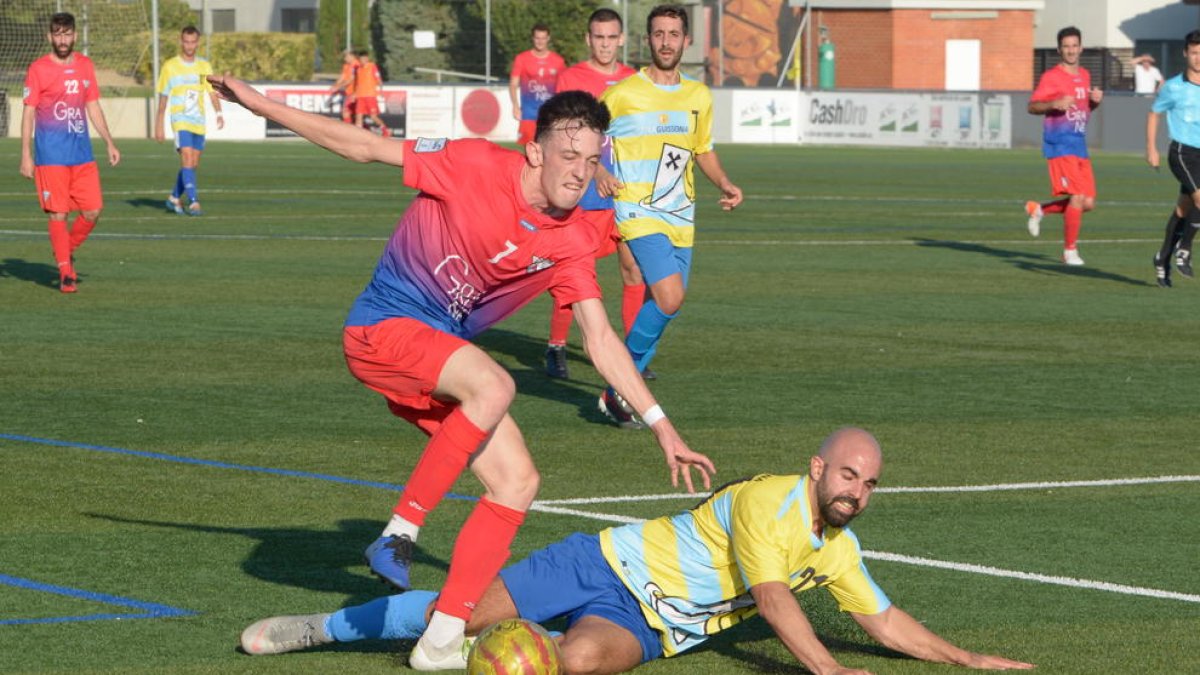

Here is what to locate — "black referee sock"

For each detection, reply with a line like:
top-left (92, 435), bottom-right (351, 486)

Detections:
top-left (1157, 211), bottom-right (1186, 262)
top-left (1179, 222), bottom-right (1199, 256)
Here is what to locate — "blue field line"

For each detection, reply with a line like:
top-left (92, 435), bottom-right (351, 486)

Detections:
top-left (0, 574), bottom-right (196, 625)
top-left (0, 433), bottom-right (475, 501)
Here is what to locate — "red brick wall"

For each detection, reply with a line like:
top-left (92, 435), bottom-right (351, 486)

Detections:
top-left (807, 9), bottom-right (1034, 90)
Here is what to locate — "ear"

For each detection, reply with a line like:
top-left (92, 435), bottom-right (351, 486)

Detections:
top-left (526, 140), bottom-right (544, 168)
top-left (809, 455), bottom-right (825, 481)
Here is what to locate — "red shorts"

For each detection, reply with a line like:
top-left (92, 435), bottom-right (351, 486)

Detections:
top-left (356, 96), bottom-right (380, 116)
top-left (34, 162), bottom-right (102, 214)
top-left (343, 318), bottom-right (467, 436)
top-left (341, 94), bottom-right (356, 118)
top-left (583, 209), bottom-right (620, 259)
top-left (517, 120), bottom-right (537, 146)
top-left (1046, 155), bottom-right (1096, 198)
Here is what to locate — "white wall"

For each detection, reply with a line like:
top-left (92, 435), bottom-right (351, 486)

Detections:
top-left (1035, 0), bottom-right (1200, 48)
top-left (183, 0), bottom-right (319, 32)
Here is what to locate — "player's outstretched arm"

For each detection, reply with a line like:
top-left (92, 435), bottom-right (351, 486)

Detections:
top-left (695, 151), bottom-right (743, 211)
top-left (207, 74), bottom-right (403, 167)
top-left (573, 297), bottom-right (715, 493)
top-left (751, 582), bottom-right (872, 675)
top-left (851, 606), bottom-right (1035, 670)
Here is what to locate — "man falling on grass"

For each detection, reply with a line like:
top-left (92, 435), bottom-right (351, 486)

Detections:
top-left (241, 428), bottom-right (1034, 674)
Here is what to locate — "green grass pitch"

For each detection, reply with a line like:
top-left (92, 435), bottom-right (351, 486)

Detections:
top-left (1, 138), bottom-right (1197, 673)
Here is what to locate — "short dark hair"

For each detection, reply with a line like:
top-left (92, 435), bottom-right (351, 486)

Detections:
top-left (1186, 30), bottom-right (1200, 48)
top-left (1057, 26), bottom-right (1081, 48)
top-left (49, 12), bottom-right (75, 32)
top-left (357, 49), bottom-right (370, 58)
top-left (647, 4), bottom-right (689, 37)
top-left (531, 23), bottom-right (550, 36)
top-left (534, 90), bottom-right (611, 144)
top-left (181, 25), bottom-right (200, 37)
top-left (589, 8), bottom-right (623, 30)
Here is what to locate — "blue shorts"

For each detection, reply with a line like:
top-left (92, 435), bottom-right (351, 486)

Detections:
top-left (174, 130), bottom-right (206, 152)
top-left (499, 533), bottom-right (663, 664)
top-left (625, 233), bottom-right (692, 287)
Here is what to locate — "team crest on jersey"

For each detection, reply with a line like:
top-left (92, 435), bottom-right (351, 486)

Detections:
top-left (83, 79), bottom-right (90, 89)
top-left (527, 256), bottom-right (554, 273)
top-left (414, 137), bottom-right (447, 153)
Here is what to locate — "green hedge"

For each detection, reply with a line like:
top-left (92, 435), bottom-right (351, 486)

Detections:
top-left (137, 32), bottom-right (315, 85)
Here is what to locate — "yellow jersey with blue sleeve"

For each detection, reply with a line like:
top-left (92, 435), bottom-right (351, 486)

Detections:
top-left (156, 55), bottom-right (214, 135)
top-left (598, 474), bottom-right (890, 657)
top-left (600, 68), bottom-right (714, 248)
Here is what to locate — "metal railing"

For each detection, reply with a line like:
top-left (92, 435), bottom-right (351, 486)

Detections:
top-left (412, 67), bottom-right (497, 84)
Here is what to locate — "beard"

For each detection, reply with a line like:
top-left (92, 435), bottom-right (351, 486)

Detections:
top-left (816, 481), bottom-right (861, 528)
top-left (651, 47), bottom-right (682, 71)
top-left (54, 42), bottom-right (74, 59)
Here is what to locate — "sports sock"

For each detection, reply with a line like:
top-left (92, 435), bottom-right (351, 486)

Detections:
top-left (625, 299), bottom-right (677, 373)
top-left (326, 590), bottom-right (437, 641)
top-left (547, 303), bottom-right (572, 346)
top-left (381, 513), bottom-right (420, 541)
top-left (1063, 206), bottom-right (1083, 250)
top-left (621, 284), bottom-right (645, 336)
top-left (69, 214), bottom-right (96, 252)
top-left (48, 219), bottom-right (72, 274)
top-left (173, 170), bottom-right (185, 199)
top-left (1179, 222), bottom-right (1200, 254)
top-left (392, 407), bottom-right (488, 526)
top-left (434, 497), bottom-right (525, 620)
top-left (181, 167), bottom-right (198, 203)
top-left (1156, 211), bottom-right (1185, 261)
top-left (1041, 198), bottom-right (1069, 215)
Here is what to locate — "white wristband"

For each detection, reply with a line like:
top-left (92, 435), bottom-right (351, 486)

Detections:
top-left (641, 404), bottom-right (666, 427)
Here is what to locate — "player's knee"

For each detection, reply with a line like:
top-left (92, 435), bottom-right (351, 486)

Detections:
top-left (81, 209), bottom-right (101, 222)
top-left (471, 366), bottom-right (516, 416)
top-left (1082, 198), bottom-right (1096, 211)
top-left (655, 293), bottom-right (684, 316)
top-left (559, 640), bottom-right (606, 675)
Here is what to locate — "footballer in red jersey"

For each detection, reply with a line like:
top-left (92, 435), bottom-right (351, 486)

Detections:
top-left (19, 12), bottom-right (120, 293)
top-left (207, 73), bottom-right (714, 671)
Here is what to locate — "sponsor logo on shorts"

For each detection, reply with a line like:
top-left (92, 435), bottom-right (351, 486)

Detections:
top-left (527, 256), bottom-right (553, 273)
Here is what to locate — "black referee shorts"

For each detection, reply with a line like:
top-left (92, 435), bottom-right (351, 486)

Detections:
top-left (1168, 140), bottom-right (1200, 195)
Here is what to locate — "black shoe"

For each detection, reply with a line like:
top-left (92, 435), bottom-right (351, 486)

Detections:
top-left (641, 368), bottom-right (657, 381)
top-left (545, 345), bottom-right (569, 379)
top-left (1175, 248), bottom-right (1194, 278)
top-left (598, 387), bottom-right (644, 429)
top-left (1155, 255), bottom-right (1173, 288)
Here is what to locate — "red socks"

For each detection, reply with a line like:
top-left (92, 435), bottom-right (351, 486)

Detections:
top-left (69, 214), bottom-right (96, 252)
top-left (434, 497), bottom-right (525, 620)
top-left (621, 283), bottom-right (646, 336)
top-left (548, 303), bottom-right (572, 347)
top-left (1064, 206), bottom-right (1083, 250)
top-left (393, 407), bottom-right (488, 526)
top-left (48, 219), bottom-right (72, 274)
top-left (1042, 199), bottom-right (1069, 215)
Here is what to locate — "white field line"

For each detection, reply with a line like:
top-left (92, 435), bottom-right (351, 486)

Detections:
top-left (532, 474), bottom-right (1200, 506)
top-left (529, 474), bottom-right (1200, 604)
top-left (862, 551), bottom-right (1200, 604)
top-left (0, 228), bottom-right (1162, 248)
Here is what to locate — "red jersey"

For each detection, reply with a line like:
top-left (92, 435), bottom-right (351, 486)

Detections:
top-left (555, 61), bottom-right (636, 99)
top-left (512, 50), bottom-right (565, 120)
top-left (1030, 64), bottom-right (1092, 159)
top-left (24, 53), bottom-right (100, 167)
top-left (345, 138), bottom-right (601, 337)
top-left (355, 62), bottom-right (382, 98)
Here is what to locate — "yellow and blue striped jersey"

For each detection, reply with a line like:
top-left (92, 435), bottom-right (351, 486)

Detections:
top-left (156, 55), bottom-right (214, 135)
top-left (599, 474), bottom-right (890, 657)
top-left (600, 68), bottom-right (714, 248)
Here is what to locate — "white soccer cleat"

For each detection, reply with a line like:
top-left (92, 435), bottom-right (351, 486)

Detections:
top-left (240, 613), bottom-right (332, 655)
top-left (1025, 201), bottom-right (1043, 237)
top-left (410, 634), bottom-right (472, 671)
top-left (1062, 248), bottom-right (1085, 266)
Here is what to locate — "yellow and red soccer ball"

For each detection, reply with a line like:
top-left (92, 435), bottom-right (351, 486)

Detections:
top-left (466, 618), bottom-right (563, 674)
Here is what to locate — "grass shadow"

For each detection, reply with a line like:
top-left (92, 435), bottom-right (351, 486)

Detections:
top-left (0, 257), bottom-right (61, 289)
top-left (125, 197), bottom-right (171, 210)
top-left (912, 238), bottom-right (1154, 287)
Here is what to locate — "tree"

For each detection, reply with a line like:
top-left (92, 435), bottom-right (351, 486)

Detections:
top-left (473, 0), bottom-right (600, 69)
top-left (317, 0), bottom-right (369, 71)
top-left (371, 0), bottom-right (457, 82)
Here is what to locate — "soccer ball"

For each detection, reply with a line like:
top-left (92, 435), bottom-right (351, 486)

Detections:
top-left (466, 618), bottom-right (563, 674)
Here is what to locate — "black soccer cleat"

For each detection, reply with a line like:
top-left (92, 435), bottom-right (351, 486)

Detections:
top-left (598, 387), bottom-right (645, 430)
top-left (1175, 248), bottom-right (1194, 279)
top-left (544, 345), bottom-right (569, 379)
top-left (1154, 255), bottom-right (1173, 288)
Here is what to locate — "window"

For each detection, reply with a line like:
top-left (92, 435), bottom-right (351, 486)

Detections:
top-left (281, 8), bottom-right (316, 33)
top-left (210, 9), bottom-right (235, 33)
